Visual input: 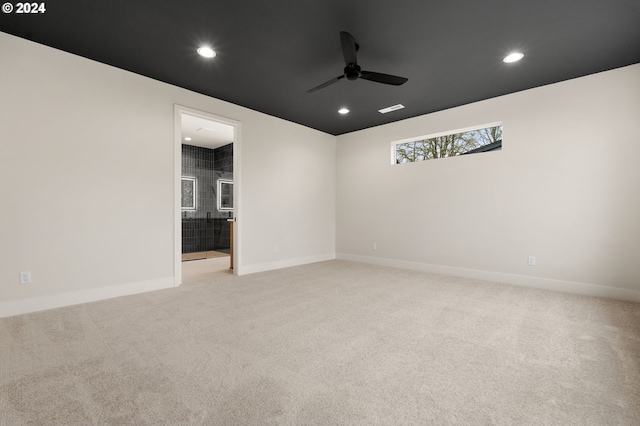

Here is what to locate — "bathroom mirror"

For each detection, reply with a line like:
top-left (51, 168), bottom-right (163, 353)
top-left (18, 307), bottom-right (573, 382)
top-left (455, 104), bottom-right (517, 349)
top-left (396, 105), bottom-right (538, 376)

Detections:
top-left (217, 179), bottom-right (233, 211)
top-left (181, 177), bottom-right (196, 210)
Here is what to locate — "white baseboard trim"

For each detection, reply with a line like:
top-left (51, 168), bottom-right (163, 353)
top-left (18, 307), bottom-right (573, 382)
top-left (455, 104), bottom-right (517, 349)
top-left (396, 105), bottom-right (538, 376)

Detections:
top-left (0, 276), bottom-right (175, 319)
top-left (239, 253), bottom-right (336, 276)
top-left (336, 253), bottom-right (640, 303)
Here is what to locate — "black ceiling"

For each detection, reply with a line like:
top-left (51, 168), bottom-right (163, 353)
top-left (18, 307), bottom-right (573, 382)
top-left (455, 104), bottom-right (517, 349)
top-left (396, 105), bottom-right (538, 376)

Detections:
top-left (2, 0), bottom-right (639, 135)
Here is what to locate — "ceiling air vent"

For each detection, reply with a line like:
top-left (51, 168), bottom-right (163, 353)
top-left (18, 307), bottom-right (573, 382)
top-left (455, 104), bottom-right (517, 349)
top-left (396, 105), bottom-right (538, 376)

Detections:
top-left (378, 104), bottom-right (405, 114)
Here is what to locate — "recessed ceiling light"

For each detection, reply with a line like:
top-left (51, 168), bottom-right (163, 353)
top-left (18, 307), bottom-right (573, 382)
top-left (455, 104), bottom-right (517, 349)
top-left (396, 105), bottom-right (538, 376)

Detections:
top-left (503, 52), bottom-right (524, 63)
top-left (378, 104), bottom-right (405, 114)
top-left (338, 108), bottom-right (350, 114)
top-left (184, 137), bottom-right (192, 141)
top-left (197, 46), bottom-right (216, 58)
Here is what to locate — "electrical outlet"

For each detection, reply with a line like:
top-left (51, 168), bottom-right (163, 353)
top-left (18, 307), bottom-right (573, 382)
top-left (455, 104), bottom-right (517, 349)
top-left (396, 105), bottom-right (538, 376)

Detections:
top-left (274, 245), bottom-right (279, 253)
top-left (20, 271), bottom-right (32, 284)
top-left (528, 256), bottom-right (536, 266)
top-left (372, 243), bottom-right (377, 250)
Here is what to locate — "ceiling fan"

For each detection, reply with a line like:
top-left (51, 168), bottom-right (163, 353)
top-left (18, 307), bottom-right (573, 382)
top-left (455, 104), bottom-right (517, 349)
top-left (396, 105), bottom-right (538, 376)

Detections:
top-left (307, 31), bottom-right (408, 93)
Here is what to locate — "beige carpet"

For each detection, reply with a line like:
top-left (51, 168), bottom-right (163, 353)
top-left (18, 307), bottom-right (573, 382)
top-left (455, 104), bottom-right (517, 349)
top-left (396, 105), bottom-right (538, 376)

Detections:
top-left (1, 260), bottom-right (639, 425)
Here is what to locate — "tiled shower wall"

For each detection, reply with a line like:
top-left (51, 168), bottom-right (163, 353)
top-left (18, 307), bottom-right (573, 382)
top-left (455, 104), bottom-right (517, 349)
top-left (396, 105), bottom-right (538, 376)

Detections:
top-left (181, 143), bottom-right (233, 254)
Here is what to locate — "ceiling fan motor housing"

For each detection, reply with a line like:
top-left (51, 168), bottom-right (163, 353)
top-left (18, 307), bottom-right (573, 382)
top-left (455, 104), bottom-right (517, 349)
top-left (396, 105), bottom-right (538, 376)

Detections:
top-left (345, 64), bottom-right (361, 80)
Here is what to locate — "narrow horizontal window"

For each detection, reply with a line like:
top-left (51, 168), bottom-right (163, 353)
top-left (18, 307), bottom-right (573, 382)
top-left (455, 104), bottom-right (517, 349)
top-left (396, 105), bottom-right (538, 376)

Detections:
top-left (394, 124), bottom-right (502, 164)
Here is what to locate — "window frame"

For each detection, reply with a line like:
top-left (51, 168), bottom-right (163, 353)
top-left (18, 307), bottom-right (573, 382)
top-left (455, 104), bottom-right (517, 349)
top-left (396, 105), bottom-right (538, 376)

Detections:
top-left (390, 121), bottom-right (503, 165)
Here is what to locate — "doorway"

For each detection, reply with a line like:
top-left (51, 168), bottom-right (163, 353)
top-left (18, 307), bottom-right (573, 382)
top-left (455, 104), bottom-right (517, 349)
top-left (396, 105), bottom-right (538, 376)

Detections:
top-left (174, 106), bottom-right (240, 285)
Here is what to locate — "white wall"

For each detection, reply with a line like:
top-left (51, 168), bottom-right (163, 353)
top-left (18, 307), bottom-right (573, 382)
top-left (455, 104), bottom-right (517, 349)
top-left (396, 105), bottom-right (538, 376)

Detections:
top-left (0, 33), bottom-right (335, 316)
top-left (239, 113), bottom-right (336, 274)
top-left (336, 64), bottom-right (640, 301)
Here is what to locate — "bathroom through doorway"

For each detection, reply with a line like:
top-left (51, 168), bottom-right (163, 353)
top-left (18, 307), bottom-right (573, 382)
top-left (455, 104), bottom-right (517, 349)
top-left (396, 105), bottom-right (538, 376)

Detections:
top-left (174, 106), bottom-right (240, 285)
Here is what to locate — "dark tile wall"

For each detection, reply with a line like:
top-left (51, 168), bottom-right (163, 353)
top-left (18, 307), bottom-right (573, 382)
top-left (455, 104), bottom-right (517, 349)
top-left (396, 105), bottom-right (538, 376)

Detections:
top-left (182, 218), bottom-right (231, 254)
top-left (182, 143), bottom-right (233, 254)
top-left (214, 143), bottom-right (233, 173)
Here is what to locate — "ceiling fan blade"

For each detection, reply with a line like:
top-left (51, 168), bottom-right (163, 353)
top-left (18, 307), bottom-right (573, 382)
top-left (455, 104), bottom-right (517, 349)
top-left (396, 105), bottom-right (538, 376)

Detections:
top-left (360, 71), bottom-right (408, 86)
top-left (307, 75), bottom-right (345, 93)
top-left (340, 31), bottom-right (358, 65)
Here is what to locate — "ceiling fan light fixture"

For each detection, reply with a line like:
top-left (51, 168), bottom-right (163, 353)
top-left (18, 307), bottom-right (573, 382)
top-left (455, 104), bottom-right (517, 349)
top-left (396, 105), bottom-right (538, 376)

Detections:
top-left (197, 46), bottom-right (216, 58)
top-left (503, 52), bottom-right (524, 63)
top-left (338, 108), bottom-right (350, 115)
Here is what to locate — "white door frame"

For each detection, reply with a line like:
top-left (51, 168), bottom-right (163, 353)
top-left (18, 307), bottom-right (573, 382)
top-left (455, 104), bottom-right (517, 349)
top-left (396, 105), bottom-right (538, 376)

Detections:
top-left (173, 105), bottom-right (242, 286)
